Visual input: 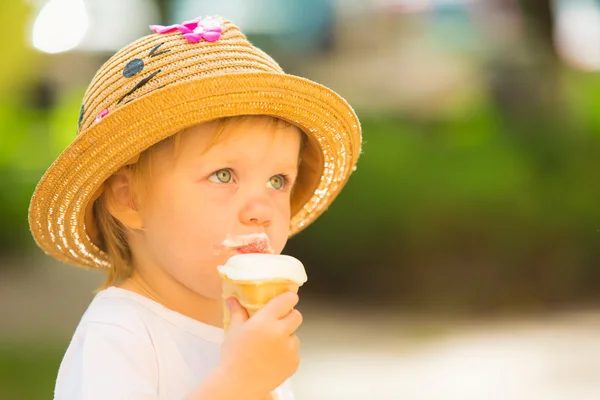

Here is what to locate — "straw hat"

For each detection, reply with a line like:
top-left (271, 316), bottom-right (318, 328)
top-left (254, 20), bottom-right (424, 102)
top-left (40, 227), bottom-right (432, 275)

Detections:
top-left (28, 16), bottom-right (362, 269)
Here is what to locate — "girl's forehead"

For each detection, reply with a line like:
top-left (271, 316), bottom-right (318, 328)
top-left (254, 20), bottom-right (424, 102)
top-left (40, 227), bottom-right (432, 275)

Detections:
top-left (213, 116), bottom-right (296, 137)
top-left (181, 116), bottom-right (301, 152)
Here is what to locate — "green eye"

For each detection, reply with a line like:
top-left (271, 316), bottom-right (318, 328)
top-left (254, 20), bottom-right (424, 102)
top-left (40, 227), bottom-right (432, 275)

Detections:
top-left (268, 175), bottom-right (285, 190)
top-left (209, 169), bottom-right (232, 183)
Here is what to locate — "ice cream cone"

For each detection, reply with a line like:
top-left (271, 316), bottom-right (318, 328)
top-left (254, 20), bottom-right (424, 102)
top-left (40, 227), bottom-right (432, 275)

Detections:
top-left (217, 253), bottom-right (307, 330)
top-left (221, 277), bottom-right (301, 331)
top-left (217, 252), bottom-right (307, 400)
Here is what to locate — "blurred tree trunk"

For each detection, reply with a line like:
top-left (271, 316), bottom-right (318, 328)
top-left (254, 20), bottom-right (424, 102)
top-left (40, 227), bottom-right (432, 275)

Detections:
top-left (477, 0), bottom-right (565, 130)
top-left (519, 0), bottom-right (563, 118)
top-left (155, 0), bottom-right (170, 24)
top-left (518, 0), bottom-right (558, 63)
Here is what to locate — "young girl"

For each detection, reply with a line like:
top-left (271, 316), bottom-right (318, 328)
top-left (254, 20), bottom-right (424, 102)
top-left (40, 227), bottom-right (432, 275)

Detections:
top-left (29, 15), bottom-right (361, 399)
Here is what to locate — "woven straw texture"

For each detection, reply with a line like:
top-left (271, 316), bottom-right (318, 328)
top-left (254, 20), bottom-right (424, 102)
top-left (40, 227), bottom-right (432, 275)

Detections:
top-left (28, 18), bottom-right (362, 269)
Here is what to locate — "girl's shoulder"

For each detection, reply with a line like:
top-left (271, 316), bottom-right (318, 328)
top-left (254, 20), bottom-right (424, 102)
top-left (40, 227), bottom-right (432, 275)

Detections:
top-left (78, 287), bottom-right (158, 333)
top-left (77, 286), bottom-right (225, 345)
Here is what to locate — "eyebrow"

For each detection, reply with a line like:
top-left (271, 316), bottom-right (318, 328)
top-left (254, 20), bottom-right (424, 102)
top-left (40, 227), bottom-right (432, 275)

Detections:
top-left (149, 43), bottom-right (171, 57)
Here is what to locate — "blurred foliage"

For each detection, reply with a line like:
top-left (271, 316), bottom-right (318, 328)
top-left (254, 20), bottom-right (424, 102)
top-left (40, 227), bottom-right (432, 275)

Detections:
top-left (0, 87), bottom-right (83, 251)
top-left (0, 341), bottom-right (63, 399)
top-left (0, 1), bottom-right (36, 96)
top-left (287, 71), bottom-right (600, 314)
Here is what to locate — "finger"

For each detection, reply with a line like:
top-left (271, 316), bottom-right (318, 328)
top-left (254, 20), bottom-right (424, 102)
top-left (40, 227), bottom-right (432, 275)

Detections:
top-left (259, 291), bottom-right (299, 320)
top-left (288, 335), bottom-right (301, 371)
top-left (289, 334), bottom-right (300, 352)
top-left (280, 309), bottom-right (303, 334)
top-left (227, 297), bottom-right (249, 328)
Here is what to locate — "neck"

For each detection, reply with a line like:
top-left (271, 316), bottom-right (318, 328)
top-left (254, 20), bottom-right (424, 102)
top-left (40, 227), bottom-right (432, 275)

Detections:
top-left (119, 269), bottom-right (224, 328)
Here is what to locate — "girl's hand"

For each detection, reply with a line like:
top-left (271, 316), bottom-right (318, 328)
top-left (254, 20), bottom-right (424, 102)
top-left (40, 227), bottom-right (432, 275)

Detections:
top-left (219, 291), bottom-right (302, 399)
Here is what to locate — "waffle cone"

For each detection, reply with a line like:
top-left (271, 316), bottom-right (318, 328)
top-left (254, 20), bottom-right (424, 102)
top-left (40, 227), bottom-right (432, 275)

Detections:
top-left (220, 276), bottom-right (300, 332)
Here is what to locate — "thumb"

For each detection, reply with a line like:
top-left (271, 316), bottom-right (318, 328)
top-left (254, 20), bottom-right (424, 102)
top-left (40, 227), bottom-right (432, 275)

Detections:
top-left (226, 297), bottom-right (249, 328)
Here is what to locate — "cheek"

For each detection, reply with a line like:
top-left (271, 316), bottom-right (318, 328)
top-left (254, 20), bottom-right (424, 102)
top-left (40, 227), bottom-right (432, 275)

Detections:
top-left (143, 182), bottom-right (221, 263)
top-left (269, 195), bottom-right (292, 253)
top-left (141, 185), bottom-right (228, 298)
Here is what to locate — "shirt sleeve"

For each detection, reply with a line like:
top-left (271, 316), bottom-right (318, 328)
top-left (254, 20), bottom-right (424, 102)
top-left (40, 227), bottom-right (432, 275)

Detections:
top-left (55, 322), bottom-right (159, 400)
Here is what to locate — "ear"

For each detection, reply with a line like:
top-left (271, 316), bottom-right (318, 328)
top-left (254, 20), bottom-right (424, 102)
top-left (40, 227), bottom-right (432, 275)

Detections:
top-left (104, 168), bottom-right (144, 230)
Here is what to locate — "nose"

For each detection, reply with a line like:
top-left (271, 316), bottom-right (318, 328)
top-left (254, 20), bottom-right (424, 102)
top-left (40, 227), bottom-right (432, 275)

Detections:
top-left (238, 193), bottom-right (273, 227)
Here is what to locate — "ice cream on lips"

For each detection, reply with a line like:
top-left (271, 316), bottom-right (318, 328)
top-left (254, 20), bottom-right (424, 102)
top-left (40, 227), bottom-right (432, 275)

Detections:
top-left (219, 232), bottom-right (274, 254)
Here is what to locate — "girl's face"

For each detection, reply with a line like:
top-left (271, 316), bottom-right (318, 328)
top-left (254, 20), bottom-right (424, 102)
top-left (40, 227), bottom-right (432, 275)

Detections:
top-left (131, 117), bottom-right (302, 300)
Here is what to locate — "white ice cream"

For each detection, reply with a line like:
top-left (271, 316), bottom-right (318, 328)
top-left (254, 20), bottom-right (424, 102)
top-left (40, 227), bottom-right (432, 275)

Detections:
top-left (218, 232), bottom-right (274, 254)
top-left (221, 232), bottom-right (270, 248)
top-left (217, 253), bottom-right (308, 285)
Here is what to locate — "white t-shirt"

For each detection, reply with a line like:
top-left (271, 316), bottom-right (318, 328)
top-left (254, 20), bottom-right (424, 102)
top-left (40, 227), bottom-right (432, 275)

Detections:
top-left (55, 287), bottom-right (294, 399)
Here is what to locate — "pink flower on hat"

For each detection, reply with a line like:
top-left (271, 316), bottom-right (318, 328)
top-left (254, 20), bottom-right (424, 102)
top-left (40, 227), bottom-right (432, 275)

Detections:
top-left (150, 16), bottom-right (224, 43)
top-left (95, 108), bottom-right (109, 122)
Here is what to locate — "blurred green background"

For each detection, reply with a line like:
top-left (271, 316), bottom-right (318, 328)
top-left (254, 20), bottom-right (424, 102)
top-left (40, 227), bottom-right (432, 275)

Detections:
top-left (3, 0), bottom-right (600, 399)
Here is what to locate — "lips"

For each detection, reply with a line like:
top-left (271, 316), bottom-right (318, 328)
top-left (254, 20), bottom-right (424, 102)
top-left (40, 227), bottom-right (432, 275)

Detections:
top-left (236, 239), bottom-right (271, 254)
top-left (221, 233), bottom-right (273, 254)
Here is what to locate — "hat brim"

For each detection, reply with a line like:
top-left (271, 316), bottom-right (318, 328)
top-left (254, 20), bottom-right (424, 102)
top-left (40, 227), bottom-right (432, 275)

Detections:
top-left (28, 72), bottom-right (361, 269)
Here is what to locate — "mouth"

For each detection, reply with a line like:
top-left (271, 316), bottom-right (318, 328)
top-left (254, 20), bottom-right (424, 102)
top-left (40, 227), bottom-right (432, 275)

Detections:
top-left (221, 233), bottom-right (273, 254)
top-left (117, 69), bottom-right (161, 105)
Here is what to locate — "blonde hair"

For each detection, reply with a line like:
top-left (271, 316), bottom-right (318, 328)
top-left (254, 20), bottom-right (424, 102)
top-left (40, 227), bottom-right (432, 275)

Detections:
top-left (93, 116), bottom-right (299, 290)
